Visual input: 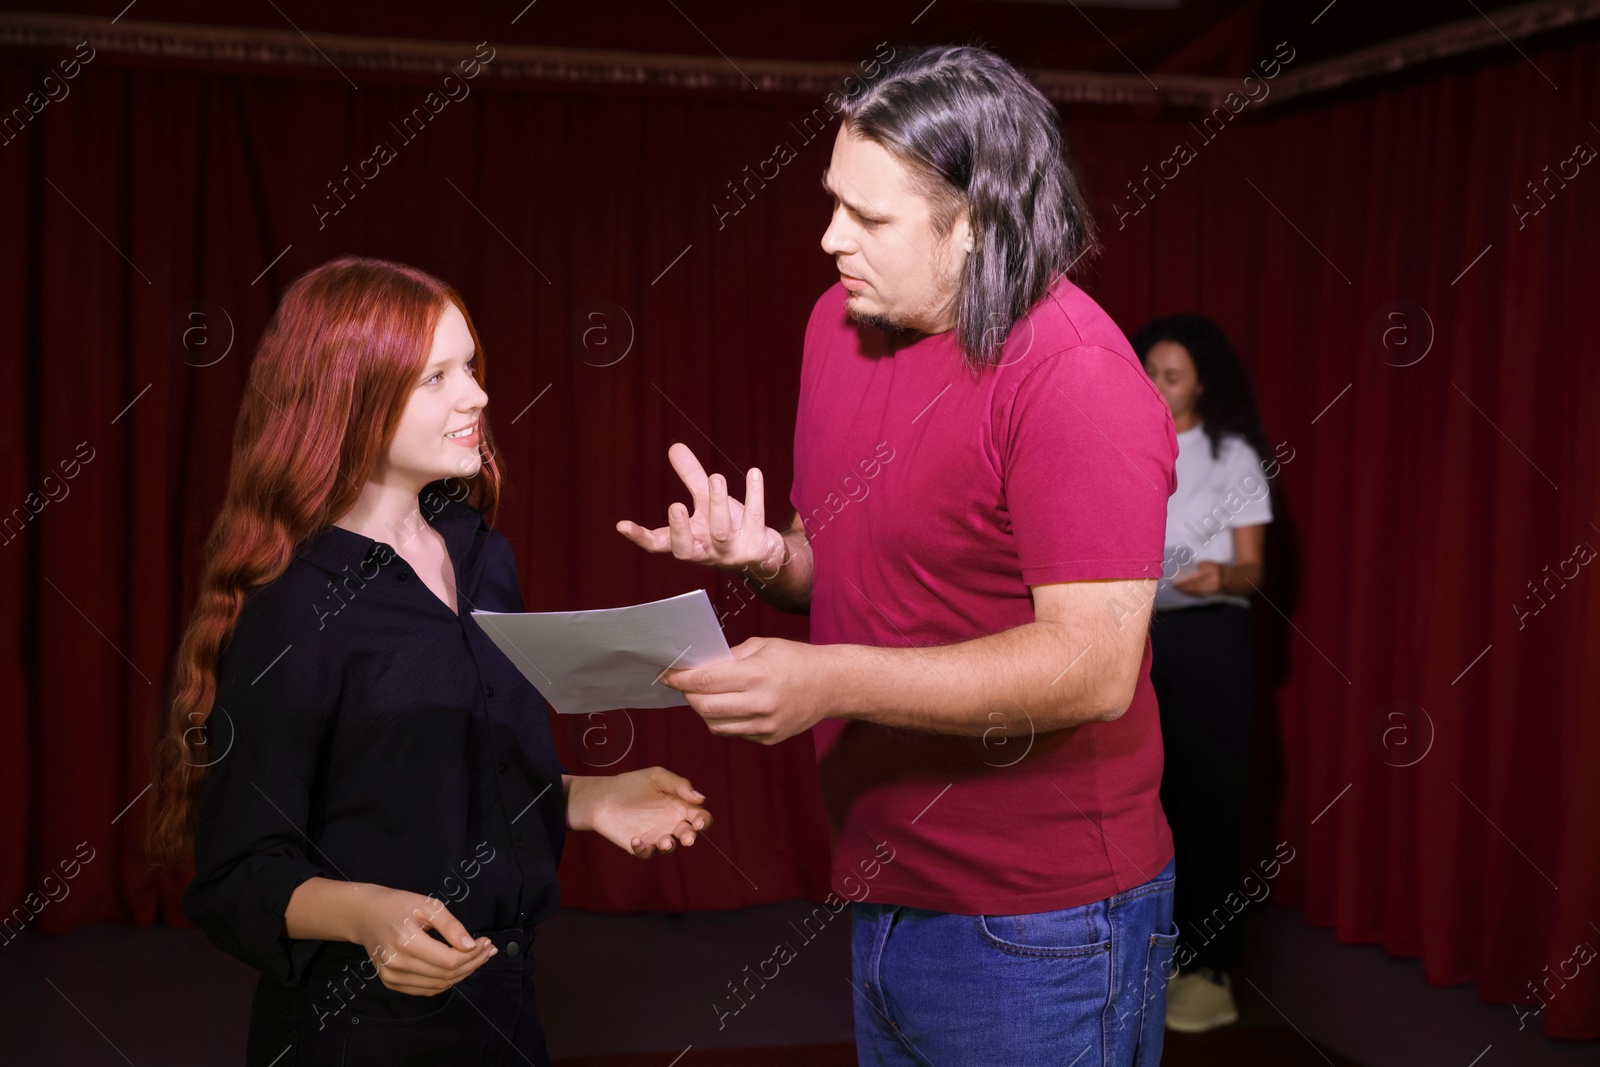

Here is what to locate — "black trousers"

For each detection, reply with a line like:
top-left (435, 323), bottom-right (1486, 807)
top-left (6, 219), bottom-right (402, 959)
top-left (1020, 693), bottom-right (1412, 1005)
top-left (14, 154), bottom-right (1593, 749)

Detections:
top-left (245, 922), bottom-right (551, 1067)
top-left (1149, 603), bottom-right (1256, 974)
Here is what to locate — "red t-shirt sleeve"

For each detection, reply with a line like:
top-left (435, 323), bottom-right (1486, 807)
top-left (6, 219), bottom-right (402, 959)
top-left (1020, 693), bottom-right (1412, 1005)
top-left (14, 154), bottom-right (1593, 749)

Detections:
top-left (997, 344), bottom-right (1177, 586)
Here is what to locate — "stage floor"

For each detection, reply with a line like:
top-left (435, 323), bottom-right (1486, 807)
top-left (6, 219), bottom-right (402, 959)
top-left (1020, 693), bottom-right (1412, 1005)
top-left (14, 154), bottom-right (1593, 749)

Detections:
top-left (0, 901), bottom-right (1593, 1065)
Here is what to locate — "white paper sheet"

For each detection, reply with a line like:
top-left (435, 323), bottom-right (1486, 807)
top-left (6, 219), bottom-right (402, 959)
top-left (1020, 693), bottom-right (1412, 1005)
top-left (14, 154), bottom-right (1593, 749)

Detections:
top-left (470, 589), bottom-right (732, 714)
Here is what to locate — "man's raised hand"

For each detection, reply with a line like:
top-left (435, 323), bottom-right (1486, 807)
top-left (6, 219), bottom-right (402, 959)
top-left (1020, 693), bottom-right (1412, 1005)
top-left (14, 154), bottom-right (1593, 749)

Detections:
top-left (616, 443), bottom-right (784, 571)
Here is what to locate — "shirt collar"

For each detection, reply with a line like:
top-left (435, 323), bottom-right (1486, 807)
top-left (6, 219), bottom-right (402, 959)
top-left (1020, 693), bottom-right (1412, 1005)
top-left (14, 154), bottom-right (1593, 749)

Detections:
top-left (294, 485), bottom-right (488, 579)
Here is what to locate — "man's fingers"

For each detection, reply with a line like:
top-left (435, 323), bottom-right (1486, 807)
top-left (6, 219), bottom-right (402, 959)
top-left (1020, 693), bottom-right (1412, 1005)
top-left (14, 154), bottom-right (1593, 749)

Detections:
top-left (667, 502), bottom-right (698, 559)
top-left (667, 443), bottom-right (711, 509)
top-left (666, 663), bottom-right (751, 696)
top-left (708, 474), bottom-right (731, 545)
top-left (703, 716), bottom-right (771, 740)
top-left (686, 691), bottom-right (765, 721)
top-left (744, 467), bottom-right (766, 540)
top-left (615, 519), bottom-right (670, 553)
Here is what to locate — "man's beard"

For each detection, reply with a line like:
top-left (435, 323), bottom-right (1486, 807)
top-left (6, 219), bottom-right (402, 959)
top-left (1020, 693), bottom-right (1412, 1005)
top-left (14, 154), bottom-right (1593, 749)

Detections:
top-left (844, 297), bottom-right (912, 336)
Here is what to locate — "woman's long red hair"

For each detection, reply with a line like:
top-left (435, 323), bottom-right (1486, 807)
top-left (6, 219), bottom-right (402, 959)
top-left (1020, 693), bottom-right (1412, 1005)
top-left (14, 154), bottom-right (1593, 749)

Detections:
top-left (145, 256), bottom-right (503, 866)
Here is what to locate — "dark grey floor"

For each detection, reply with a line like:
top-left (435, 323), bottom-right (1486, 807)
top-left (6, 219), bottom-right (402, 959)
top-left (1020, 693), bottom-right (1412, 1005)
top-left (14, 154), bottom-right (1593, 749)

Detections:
top-left (0, 902), bottom-right (1595, 1065)
top-left (1242, 908), bottom-right (1599, 1067)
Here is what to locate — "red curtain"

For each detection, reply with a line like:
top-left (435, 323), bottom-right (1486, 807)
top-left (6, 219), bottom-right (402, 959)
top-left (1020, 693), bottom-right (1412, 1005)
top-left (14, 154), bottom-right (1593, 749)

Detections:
top-left (0, 53), bottom-right (845, 921)
top-left (1074, 29), bottom-right (1600, 1041)
top-left (2, 24), bottom-right (1596, 1039)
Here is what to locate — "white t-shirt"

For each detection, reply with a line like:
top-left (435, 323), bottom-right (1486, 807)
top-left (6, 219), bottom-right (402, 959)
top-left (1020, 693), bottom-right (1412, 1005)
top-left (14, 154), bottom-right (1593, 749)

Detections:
top-left (1156, 423), bottom-right (1273, 610)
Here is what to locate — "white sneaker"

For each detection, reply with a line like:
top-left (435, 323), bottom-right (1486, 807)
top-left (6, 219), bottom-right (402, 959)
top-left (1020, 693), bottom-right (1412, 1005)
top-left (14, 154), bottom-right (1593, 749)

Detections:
top-left (1165, 968), bottom-right (1239, 1032)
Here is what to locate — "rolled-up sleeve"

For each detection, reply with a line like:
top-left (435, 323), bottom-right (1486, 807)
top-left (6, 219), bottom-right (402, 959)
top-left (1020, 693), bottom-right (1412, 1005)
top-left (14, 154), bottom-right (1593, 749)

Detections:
top-left (180, 591), bottom-right (338, 987)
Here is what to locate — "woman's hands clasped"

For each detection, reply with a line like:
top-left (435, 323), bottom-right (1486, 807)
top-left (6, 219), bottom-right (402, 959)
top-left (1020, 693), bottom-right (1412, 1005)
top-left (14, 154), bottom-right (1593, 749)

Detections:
top-left (566, 767), bottom-right (713, 858)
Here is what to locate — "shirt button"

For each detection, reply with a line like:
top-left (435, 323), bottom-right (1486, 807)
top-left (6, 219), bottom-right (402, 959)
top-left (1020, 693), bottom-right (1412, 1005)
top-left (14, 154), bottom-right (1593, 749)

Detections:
top-left (485, 686), bottom-right (494, 698)
top-left (505, 940), bottom-right (521, 958)
top-left (515, 836), bottom-right (525, 848)
top-left (497, 761), bottom-right (508, 773)
top-left (397, 570), bottom-right (410, 582)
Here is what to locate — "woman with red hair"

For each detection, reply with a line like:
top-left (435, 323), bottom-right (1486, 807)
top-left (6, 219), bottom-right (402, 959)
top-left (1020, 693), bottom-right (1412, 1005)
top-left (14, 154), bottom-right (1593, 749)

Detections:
top-left (148, 256), bottom-right (710, 1066)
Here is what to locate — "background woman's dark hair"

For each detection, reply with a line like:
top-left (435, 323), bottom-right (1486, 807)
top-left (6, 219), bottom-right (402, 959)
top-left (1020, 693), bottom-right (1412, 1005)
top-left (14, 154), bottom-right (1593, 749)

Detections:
top-left (842, 44), bottom-right (1098, 371)
top-left (1130, 312), bottom-right (1273, 465)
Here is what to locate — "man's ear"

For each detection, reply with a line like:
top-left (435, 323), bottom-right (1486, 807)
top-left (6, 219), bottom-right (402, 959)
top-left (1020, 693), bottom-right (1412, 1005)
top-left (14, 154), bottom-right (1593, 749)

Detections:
top-left (948, 207), bottom-right (975, 256)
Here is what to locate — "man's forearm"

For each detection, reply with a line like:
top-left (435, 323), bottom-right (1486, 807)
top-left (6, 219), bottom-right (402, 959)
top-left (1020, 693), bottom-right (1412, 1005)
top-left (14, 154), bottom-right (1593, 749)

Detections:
top-left (819, 620), bottom-right (1140, 736)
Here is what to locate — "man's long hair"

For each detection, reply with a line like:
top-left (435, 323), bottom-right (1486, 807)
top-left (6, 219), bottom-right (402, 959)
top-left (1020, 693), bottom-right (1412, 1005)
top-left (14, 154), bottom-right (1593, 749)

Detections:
top-left (842, 45), bottom-right (1099, 371)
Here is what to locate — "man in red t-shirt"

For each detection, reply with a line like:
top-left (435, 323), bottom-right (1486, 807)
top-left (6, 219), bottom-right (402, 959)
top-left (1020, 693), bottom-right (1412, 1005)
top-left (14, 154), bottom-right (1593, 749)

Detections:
top-left (621, 44), bottom-right (1178, 1067)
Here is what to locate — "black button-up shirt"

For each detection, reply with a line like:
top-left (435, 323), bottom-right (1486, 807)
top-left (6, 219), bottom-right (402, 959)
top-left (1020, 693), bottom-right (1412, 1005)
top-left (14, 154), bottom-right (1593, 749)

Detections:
top-left (181, 488), bottom-right (567, 988)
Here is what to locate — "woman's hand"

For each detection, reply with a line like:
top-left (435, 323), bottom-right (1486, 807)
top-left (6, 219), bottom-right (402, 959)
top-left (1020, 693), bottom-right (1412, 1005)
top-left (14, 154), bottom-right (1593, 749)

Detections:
top-left (566, 767), bottom-right (712, 857)
top-left (1173, 561), bottom-right (1226, 596)
top-left (615, 443), bottom-right (785, 572)
top-left (347, 885), bottom-right (496, 996)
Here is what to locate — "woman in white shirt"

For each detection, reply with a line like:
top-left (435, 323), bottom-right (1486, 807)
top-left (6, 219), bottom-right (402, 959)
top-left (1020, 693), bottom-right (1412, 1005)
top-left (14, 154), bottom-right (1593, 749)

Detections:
top-left (1132, 313), bottom-right (1277, 1035)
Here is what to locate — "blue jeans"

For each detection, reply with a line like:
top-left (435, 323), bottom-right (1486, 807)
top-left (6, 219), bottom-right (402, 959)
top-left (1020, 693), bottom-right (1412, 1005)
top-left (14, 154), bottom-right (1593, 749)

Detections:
top-left (850, 856), bottom-right (1177, 1066)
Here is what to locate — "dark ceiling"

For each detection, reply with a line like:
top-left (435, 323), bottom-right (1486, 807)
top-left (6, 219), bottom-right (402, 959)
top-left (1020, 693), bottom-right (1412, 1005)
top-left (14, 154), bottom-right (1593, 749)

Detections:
top-left (2, 0), bottom-right (1539, 78)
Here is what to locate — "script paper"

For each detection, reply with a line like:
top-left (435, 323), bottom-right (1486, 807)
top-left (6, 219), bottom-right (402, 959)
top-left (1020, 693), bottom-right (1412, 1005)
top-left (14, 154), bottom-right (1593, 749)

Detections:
top-left (470, 589), bottom-right (732, 715)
